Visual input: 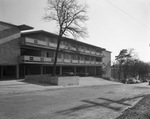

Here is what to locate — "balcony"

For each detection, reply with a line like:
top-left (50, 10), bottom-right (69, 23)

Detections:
top-left (80, 49), bottom-right (85, 52)
top-left (79, 60), bottom-right (85, 63)
top-left (21, 37), bottom-right (104, 59)
top-left (24, 37), bottom-right (35, 44)
top-left (85, 50), bottom-right (90, 54)
top-left (44, 57), bottom-right (53, 62)
top-left (21, 37), bottom-right (57, 49)
top-left (71, 47), bottom-right (76, 51)
top-left (85, 61), bottom-right (90, 64)
top-left (96, 61), bottom-right (103, 65)
top-left (59, 44), bottom-right (65, 49)
top-left (57, 58), bottom-right (63, 63)
top-left (48, 42), bottom-right (57, 48)
top-left (64, 59), bottom-right (71, 63)
top-left (91, 61), bottom-right (95, 64)
top-left (72, 59), bottom-right (78, 63)
top-left (91, 51), bottom-right (96, 55)
top-left (20, 56), bottom-right (53, 63)
top-left (37, 40), bottom-right (47, 46)
top-left (96, 52), bottom-right (101, 55)
top-left (20, 55), bottom-right (103, 65)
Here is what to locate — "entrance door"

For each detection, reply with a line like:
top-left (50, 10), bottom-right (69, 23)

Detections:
top-left (0, 66), bottom-right (1, 79)
top-left (2, 66), bottom-right (16, 79)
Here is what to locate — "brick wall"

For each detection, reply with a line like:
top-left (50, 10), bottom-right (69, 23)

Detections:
top-left (0, 23), bottom-right (20, 65)
top-left (0, 24), bottom-right (10, 31)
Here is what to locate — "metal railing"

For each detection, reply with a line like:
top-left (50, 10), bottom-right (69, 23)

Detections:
top-left (20, 56), bottom-right (103, 65)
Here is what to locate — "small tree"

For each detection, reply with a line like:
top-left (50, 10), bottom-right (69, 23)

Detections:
top-left (44, 0), bottom-right (88, 76)
top-left (138, 61), bottom-right (150, 80)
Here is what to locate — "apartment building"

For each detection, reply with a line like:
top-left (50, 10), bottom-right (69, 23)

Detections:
top-left (0, 21), bottom-right (111, 79)
top-left (0, 21), bottom-right (33, 79)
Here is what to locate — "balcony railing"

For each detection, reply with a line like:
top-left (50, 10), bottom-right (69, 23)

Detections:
top-left (64, 59), bottom-right (71, 63)
top-left (72, 59), bottom-right (78, 63)
top-left (96, 52), bottom-right (101, 55)
top-left (20, 56), bottom-right (52, 63)
top-left (48, 42), bottom-right (57, 48)
top-left (57, 58), bottom-right (63, 63)
top-left (91, 51), bottom-right (96, 55)
top-left (21, 37), bottom-right (57, 48)
top-left (96, 61), bottom-right (103, 65)
top-left (91, 61), bottom-right (95, 64)
top-left (20, 55), bottom-right (103, 65)
top-left (44, 57), bottom-right (53, 62)
top-left (59, 44), bottom-right (65, 49)
top-left (71, 47), bottom-right (76, 51)
top-left (37, 40), bottom-right (47, 46)
top-left (80, 49), bottom-right (85, 52)
top-left (85, 61), bottom-right (90, 64)
top-left (25, 37), bottom-right (35, 44)
top-left (85, 50), bottom-right (90, 54)
top-left (79, 60), bottom-right (85, 63)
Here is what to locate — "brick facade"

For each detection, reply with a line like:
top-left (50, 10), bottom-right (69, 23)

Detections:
top-left (0, 23), bottom-right (20, 65)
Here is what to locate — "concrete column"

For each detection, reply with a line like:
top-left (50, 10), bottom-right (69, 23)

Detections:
top-left (74, 66), bottom-right (76, 76)
top-left (1, 66), bottom-right (3, 78)
top-left (94, 66), bottom-right (96, 76)
top-left (85, 66), bottom-right (87, 76)
top-left (41, 65), bottom-right (43, 74)
top-left (24, 65), bottom-right (26, 77)
top-left (60, 66), bottom-right (62, 76)
top-left (16, 65), bottom-right (19, 79)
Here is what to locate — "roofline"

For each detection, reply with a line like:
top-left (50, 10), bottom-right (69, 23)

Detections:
top-left (21, 30), bottom-right (106, 51)
top-left (17, 24), bottom-right (33, 31)
top-left (104, 50), bottom-right (112, 53)
top-left (0, 21), bottom-right (33, 31)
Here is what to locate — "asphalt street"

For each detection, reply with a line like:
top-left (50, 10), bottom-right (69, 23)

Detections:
top-left (0, 78), bottom-right (150, 119)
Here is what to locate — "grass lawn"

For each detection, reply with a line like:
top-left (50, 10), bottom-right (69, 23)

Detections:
top-left (116, 94), bottom-right (150, 119)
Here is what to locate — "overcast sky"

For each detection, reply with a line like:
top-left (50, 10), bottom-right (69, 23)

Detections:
top-left (0, 0), bottom-right (150, 63)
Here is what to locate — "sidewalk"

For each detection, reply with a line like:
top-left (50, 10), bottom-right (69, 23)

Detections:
top-left (0, 77), bottom-right (122, 94)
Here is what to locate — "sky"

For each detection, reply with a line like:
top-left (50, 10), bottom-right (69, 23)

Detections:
top-left (0, 0), bottom-right (150, 63)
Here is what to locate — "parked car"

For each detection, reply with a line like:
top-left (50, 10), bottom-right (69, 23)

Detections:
top-left (135, 79), bottom-right (140, 83)
top-left (63, 72), bottom-right (74, 76)
top-left (141, 78), bottom-right (148, 82)
top-left (127, 78), bottom-right (139, 84)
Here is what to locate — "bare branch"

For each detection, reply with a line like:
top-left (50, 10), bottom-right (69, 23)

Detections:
top-left (44, 0), bottom-right (88, 38)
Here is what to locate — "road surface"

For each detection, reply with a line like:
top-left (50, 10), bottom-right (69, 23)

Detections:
top-left (0, 78), bottom-right (150, 119)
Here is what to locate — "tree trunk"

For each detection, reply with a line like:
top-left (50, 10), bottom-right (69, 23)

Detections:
top-left (53, 35), bottom-right (62, 76)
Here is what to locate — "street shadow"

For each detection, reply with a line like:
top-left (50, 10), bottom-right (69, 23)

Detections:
top-left (56, 94), bottom-right (145, 115)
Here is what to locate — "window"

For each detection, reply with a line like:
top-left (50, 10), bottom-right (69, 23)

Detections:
top-left (91, 57), bottom-right (96, 61)
top-left (85, 56), bottom-right (90, 61)
top-left (64, 53), bottom-right (71, 59)
top-left (72, 54), bottom-right (78, 60)
top-left (46, 51), bottom-right (54, 58)
top-left (96, 57), bottom-right (102, 62)
top-left (58, 52), bottom-right (61, 58)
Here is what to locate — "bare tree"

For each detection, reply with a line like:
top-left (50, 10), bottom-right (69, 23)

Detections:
top-left (44, 0), bottom-right (88, 76)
